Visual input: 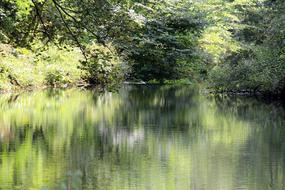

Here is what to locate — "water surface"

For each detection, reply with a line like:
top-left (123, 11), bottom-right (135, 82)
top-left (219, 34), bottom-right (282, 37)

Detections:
top-left (0, 85), bottom-right (285, 190)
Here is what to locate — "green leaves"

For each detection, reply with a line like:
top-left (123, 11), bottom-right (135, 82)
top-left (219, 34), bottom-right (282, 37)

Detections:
top-left (13, 0), bottom-right (34, 17)
top-left (81, 43), bottom-right (124, 87)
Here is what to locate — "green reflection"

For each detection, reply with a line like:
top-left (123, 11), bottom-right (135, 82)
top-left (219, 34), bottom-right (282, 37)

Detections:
top-left (0, 86), bottom-right (285, 190)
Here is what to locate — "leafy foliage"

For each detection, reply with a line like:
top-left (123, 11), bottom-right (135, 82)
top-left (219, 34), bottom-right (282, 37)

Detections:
top-left (0, 0), bottom-right (285, 94)
top-left (0, 43), bottom-right (82, 91)
top-left (81, 43), bottom-right (125, 87)
top-left (198, 0), bottom-right (285, 94)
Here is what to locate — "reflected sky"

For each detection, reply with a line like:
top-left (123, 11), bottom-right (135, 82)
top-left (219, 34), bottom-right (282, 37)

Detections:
top-left (0, 85), bottom-right (285, 190)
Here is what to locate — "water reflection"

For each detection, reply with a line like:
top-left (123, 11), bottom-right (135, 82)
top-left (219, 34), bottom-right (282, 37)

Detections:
top-left (0, 86), bottom-right (285, 190)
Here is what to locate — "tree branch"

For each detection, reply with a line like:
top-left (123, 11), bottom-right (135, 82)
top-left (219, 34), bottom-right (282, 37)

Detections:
top-left (31, 0), bottom-right (52, 43)
top-left (51, 0), bottom-right (110, 48)
top-left (51, 0), bottom-right (88, 61)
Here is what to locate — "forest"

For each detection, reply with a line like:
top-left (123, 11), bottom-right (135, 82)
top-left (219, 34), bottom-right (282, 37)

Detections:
top-left (0, 0), bottom-right (285, 95)
top-left (1, 1), bottom-right (285, 189)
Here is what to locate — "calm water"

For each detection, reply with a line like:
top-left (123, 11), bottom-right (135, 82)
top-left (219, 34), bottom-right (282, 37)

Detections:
top-left (0, 85), bottom-right (285, 190)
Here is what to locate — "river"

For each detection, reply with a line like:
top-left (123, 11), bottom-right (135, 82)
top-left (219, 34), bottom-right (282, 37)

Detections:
top-left (0, 85), bottom-right (284, 190)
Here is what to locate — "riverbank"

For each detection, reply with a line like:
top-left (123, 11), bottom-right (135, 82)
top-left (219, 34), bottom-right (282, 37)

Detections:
top-left (1, 44), bottom-right (284, 98)
top-left (0, 44), bottom-right (85, 92)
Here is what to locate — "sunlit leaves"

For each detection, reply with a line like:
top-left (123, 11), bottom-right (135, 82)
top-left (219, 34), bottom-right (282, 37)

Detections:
top-left (7, 0), bottom-right (34, 18)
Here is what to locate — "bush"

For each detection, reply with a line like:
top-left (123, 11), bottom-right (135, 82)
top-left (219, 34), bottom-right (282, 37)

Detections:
top-left (45, 69), bottom-right (66, 87)
top-left (0, 43), bottom-right (83, 91)
top-left (81, 43), bottom-right (125, 87)
top-left (208, 46), bottom-right (285, 93)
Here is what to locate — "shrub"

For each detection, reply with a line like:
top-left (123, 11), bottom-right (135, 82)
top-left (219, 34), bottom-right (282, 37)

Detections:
top-left (208, 46), bottom-right (285, 93)
top-left (0, 43), bottom-right (83, 91)
top-left (81, 43), bottom-right (125, 87)
top-left (45, 69), bottom-right (66, 87)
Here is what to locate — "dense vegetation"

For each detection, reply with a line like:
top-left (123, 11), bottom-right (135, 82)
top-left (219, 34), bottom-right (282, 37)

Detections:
top-left (0, 0), bottom-right (284, 95)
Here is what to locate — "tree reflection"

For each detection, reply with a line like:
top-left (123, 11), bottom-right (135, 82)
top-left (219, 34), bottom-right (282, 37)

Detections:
top-left (0, 86), bottom-right (284, 189)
